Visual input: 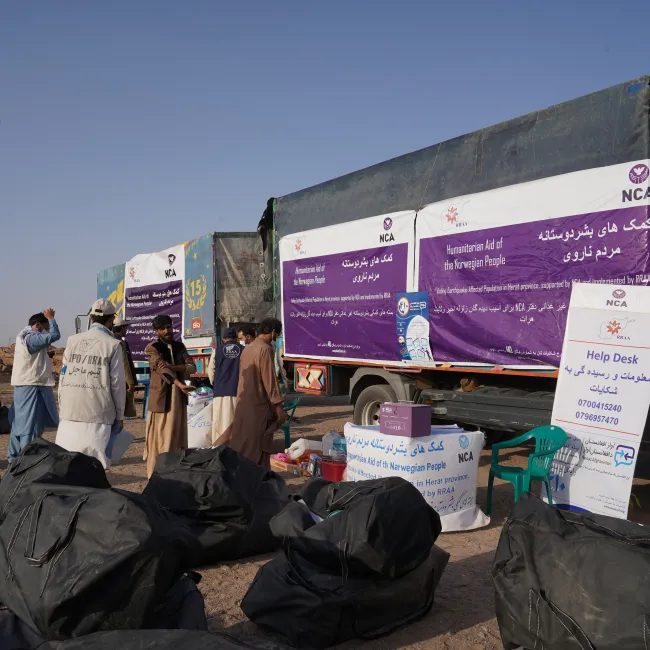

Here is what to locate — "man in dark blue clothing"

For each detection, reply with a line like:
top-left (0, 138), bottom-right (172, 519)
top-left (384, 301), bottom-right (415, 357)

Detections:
top-left (207, 328), bottom-right (244, 444)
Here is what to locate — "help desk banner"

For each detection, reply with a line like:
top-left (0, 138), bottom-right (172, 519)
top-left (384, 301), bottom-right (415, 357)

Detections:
top-left (550, 282), bottom-right (650, 518)
top-left (344, 423), bottom-right (489, 532)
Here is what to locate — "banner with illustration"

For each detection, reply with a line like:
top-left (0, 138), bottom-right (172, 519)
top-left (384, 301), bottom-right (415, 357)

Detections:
top-left (97, 264), bottom-right (125, 319)
top-left (184, 234), bottom-right (215, 338)
top-left (344, 423), bottom-right (489, 532)
top-left (416, 160), bottom-right (650, 367)
top-left (549, 283), bottom-right (650, 518)
top-left (396, 292), bottom-right (434, 364)
top-left (280, 211), bottom-right (416, 363)
top-left (124, 244), bottom-right (185, 362)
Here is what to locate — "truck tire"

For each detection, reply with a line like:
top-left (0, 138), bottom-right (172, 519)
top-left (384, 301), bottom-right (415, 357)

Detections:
top-left (353, 384), bottom-right (397, 426)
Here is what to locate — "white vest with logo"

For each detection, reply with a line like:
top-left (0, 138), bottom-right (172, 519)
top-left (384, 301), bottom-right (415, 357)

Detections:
top-left (11, 335), bottom-right (54, 387)
top-left (58, 328), bottom-right (122, 424)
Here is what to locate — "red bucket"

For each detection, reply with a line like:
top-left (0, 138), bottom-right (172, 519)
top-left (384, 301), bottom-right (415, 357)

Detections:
top-left (321, 460), bottom-right (346, 482)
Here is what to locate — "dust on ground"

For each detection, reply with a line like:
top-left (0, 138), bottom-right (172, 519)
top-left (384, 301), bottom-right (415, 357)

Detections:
top-left (1, 383), bottom-right (649, 650)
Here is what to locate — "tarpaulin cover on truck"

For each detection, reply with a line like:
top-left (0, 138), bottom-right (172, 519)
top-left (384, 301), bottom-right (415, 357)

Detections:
top-left (274, 77), bottom-right (650, 367)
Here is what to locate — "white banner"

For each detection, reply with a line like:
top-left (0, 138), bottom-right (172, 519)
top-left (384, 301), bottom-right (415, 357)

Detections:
top-left (344, 423), bottom-right (489, 532)
top-left (124, 244), bottom-right (185, 289)
top-left (550, 282), bottom-right (650, 518)
top-left (279, 211), bottom-right (417, 364)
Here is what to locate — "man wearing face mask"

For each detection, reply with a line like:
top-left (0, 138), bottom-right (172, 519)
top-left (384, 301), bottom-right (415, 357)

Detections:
top-left (9, 309), bottom-right (61, 462)
top-left (237, 327), bottom-right (256, 347)
top-left (217, 318), bottom-right (286, 468)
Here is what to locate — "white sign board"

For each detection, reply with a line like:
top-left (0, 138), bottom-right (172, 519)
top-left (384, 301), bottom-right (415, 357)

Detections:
top-left (124, 244), bottom-right (186, 289)
top-left (550, 282), bottom-right (650, 518)
top-left (344, 423), bottom-right (489, 532)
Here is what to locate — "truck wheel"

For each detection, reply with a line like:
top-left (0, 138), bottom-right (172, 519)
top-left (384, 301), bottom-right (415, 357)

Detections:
top-left (354, 384), bottom-right (397, 426)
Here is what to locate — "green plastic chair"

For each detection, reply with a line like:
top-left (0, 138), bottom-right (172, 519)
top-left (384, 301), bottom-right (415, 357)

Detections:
top-left (486, 425), bottom-right (567, 515)
top-left (281, 397), bottom-right (302, 449)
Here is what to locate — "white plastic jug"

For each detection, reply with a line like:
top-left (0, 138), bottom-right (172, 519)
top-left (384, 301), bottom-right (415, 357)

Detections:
top-left (322, 430), bottom-right (342, 457)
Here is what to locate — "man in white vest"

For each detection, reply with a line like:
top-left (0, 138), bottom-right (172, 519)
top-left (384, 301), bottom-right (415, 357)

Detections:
top-left (56, 299), bottom-right (125, 468)
top-left (9, 309), bottom-right (61, 463)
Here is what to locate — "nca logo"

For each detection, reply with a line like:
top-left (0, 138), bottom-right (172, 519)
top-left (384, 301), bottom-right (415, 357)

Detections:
top-left (630, 164), bottom-right (649, 185)
top-left (622, 164), bottom-right (650, 203)
top-left (128, 266), bottom-right (140, 283)
top-left (165, 253), bottom-right (177, 278)
top-left (458, 451), bottom-right (474, 463)
top-left (294, 238), bottom-right (307, 255)
top-left (380, 217), bottom-right (395, 242)
top-left (606, 288), bottom-right (627, 308)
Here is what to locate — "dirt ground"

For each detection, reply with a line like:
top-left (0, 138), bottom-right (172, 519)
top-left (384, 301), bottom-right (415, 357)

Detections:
top-left (1, 383), bottom-right (650, 650)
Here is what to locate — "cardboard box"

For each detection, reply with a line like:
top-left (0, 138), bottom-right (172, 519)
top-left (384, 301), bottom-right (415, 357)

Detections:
top-left (380, 403), bottom-right (431, 437)
top-left (270, 458), bottom-right (308, 477)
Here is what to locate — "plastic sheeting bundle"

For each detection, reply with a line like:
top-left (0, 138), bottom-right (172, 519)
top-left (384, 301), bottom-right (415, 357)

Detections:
top-left (143, 445), bottom-right (291, 566)
top-left (241, 477), bottom-right (449, 648)
top-left (0, 484), bottom-right (201, 639)
top-left (493, 493), bottom-right (650, 650)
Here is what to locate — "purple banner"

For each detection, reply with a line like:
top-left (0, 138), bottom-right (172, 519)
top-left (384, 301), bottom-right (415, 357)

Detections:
top-left (419, 206), bottom-right (650, 366)
top-left (125, 281), bottom-right (183, 362)
top-left (283, 244), bottom-right (408, 360)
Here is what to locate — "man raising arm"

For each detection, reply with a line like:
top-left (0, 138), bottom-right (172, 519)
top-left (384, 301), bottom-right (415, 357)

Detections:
top-left (9, 308), bottom-right (61, 462)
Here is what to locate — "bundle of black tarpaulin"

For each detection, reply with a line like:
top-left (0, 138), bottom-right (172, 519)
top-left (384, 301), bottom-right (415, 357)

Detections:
top-left (0, 442), bottom-right (449, 649)
top-left (241, 477), bottom-right (450, 649)
top-left (0, 619), bottom-right (284, 650)
top-left (0, 439), bottom-right (207, 644)
top-left (493, 493), bottom-right (650, 650)
top-left (143, 445), bottom-right (291, 566)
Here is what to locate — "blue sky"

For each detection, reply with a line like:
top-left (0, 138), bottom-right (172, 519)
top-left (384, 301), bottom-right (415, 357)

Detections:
top-left (1, 1), bottom-right (647, 343)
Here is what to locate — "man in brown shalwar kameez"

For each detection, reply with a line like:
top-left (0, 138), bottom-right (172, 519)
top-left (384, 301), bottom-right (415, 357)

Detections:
top-left (218, 318), bottom-right (286, 468)
top-left (144, 314), bottom-right (195, 477)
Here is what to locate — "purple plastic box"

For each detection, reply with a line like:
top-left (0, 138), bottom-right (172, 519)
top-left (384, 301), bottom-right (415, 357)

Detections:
top-left (379, 403), bottom-right (431, 437)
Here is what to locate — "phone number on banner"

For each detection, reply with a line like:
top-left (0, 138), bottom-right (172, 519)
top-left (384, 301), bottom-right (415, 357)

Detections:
top-left (576, 399), bottom-right (622, 413)
top-left (575, 411), bottom-right (620, 426)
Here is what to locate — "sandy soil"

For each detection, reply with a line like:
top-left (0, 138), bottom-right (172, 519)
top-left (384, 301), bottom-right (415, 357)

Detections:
top-left (1, 383), bottom-right (649, 650)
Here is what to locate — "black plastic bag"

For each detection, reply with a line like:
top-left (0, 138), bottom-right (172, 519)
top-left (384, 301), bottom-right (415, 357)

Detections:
top-left (270, 477), bottom-right (442, 579)
top-left (0, 608), bottom-right (52, 650)
top-left (0, 575), bottom-right (208, 649)
top-left (493, 493), bottom-right (650, 650)
top-left (241, 543), bottom-right (450, 649)
top-left (143, 446), bottom-right (290, 566)
top-left (0, 484), bottom-right (202, 639)
top-left (149, 573), bottom-right (208, 631)
top-left (58, 629), bottom-right (276, 650)
top-left (0, 438), bottom-right (110, 523)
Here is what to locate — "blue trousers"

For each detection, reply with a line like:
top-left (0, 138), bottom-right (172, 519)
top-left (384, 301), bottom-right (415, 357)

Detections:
top-left (9, 386), bottom-right (59, 462)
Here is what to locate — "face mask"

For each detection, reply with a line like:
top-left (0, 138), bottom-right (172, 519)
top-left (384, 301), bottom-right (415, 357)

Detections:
top-left (239, 340), bottom-right (246, 347)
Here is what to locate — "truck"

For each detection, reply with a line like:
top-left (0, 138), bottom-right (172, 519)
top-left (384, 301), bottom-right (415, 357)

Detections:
top-left (261, 75), bottom-right (650, 440)
top-left (96, 231), bottom-right (273, 380)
